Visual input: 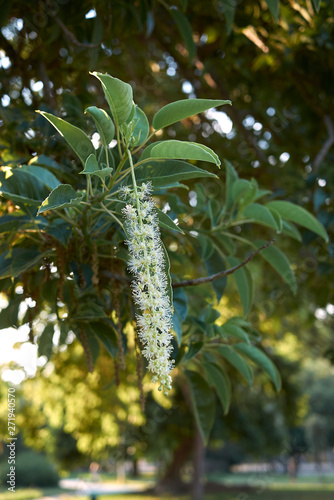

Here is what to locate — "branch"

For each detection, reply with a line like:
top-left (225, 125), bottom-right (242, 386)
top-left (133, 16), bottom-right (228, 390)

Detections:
top-left (172, 240), bottom-right (275, 289)
top-left (54, 16), bottom-right (100, 48)
top-left (312, 115), bottom-right (334, 172)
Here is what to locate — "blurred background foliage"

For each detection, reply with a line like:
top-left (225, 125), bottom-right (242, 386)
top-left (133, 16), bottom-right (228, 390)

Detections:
top-left (0, 0), bottom-right (333, 495)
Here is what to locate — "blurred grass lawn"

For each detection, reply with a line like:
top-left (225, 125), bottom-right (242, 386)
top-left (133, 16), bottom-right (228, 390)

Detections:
top-left (1, 490), bottom-right (334, 500)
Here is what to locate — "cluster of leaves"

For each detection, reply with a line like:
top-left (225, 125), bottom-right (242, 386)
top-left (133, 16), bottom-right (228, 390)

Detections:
top-left (0, 70), bottom-right (328, 439)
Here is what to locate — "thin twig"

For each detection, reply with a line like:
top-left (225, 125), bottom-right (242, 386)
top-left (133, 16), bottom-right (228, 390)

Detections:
top-left (54, 16), bottom-right (100, 48)
top-left (313, 115), bottom-right (334, 172)
top-left (173, 240), bottom-right (275, 288)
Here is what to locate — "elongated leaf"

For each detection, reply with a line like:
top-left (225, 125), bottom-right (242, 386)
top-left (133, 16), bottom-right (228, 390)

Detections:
top-left (131, 106), bottom-right (149, 146)
top-left (85, 106), bottom-right (115, 145)
top-left (91, 72), bottom-right (133, 125)
top-left (184, 341), bottom-right (203, 361)
top-left (12, 249), bottom-right (46, 277)
top-left (234, 342), bottom-right (281, 391)
top-left (185, 370), bottom-right (216, 443)
top-left (87, 320), bottom-right (118, 358)
top-left (268, 206), bottom-right (282, 233)
top-left (225, 160), bottom-right (239, 210)
top-left (38, 324), bottom-right (54, 360)
top-left (0, 167), bottom-right (49, 206)
top-left (203, 362), bottom-right (231, 414)
top-left (80, 154), bottom-right (113, 179)
top-left (266, 0), bottom-right (279, 21)
top-left (170, 8), bottom-right (196, 61)
top-left (0, 214), bottom-right (33, 233)
top-left (37, 111), bottom-right (95, 166)
top-left (0, 297), bottom-right (21, 330)
top-left (227, 256), bottom-right (253, 316)
top-left (156, 208), bottom-right (184, 234)
top-left (217, 345), bottom-right (254, 386)
top-left (38, 184), bottom-right (84, 215)
top-left (149, 140), bottom-right (220, 166)
top-left (20, 165), bottom-right (61, 190)
top-left (219, 323), bottom-right (250, 343)
top-left (153, 98), bottom-right (231, 131)
top-left (72, 302), bottom-right (107, 321)
top-left (131, 160), bottom-right (217, 188)
top-left (172, 287), bottom-right (188, 345)
top-left (311, 0), bottom-right (321, 12)
top-left (281, 220), bottom-right (302, 242)
top-left (266, 200), bottom-right (328, 242)
top-left (243, 203), bottom-right (279, 230)
top-left (255, 239), bottom-right (297, 294)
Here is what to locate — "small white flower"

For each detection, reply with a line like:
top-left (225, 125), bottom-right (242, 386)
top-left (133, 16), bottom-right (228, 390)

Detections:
top-left (122, 183), bottom-right (174, 394)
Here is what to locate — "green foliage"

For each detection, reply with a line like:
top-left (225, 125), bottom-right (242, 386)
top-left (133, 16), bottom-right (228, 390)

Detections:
top-left (0, 66), bottom-right (328, 441)
top-left (0, 450), bottom-right (59, 487)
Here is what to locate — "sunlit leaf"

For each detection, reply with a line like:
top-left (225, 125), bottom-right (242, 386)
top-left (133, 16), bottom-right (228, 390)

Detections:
top-left (153, 98), bottom-right (231, 130)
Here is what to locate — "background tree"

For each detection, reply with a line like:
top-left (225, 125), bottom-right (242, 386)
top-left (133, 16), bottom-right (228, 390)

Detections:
top-left (0, 1), bottom-right (333, 497)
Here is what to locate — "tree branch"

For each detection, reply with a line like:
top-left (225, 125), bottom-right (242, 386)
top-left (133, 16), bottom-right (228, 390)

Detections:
top-left (312, 115), bottom-right (334, 172)
top-left (172, 240), bottom-right (275, 288)
top-left (54, 16), bottom-right (100, 49)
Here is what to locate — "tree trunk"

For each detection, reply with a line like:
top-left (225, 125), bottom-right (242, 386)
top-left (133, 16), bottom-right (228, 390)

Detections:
top-left (191, 423), bottom-right (205, 500)
top-left (151, 436), bottom-right (193, 494)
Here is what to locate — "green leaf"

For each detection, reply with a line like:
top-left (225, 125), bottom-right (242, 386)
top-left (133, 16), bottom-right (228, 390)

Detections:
top-left (232, 179), bottom-right (252, 201)
top-left (268, 206), bottom-right (282, 233)
top-left (131, 106), bottom-right (149, 146)
top-left (85, 106), bottom-right (115, 146)
top-left (0, 214), bottom-right (34, 234)
top-left (226, 256), bottom-right (253, 316)
top-left (224, 160), bottom-right (239, 210)
top-left (149, 140), bottom-right (220, 166)
top-left (172, 288), bottom-right (188, 345)
top-left (217, 345), bottom-right (254, 386)
top-left (12, 249), bottom-right (46, 277)
top-left (87, 320), bottom-right (118, 358)
top-left (234, 343), bottom-right (281, 391)
top-left (91, 72), bottom-right (133, 125)
top-left (37, 111), bottom-right (95, 166)
top-left (184, 341), bottom-right (203, 361)
top-left (169, 8), bottom-right (196, 61)
top-left (281, 220), bottom-right (302, 242)
top-left (131, 160), bottom-right (217, 188)
top-left (0, 297), bottom-right (21, 330)
top-left (219, 323), bottom-right (251, 343)
top-left (20, 165), bottom-right (61, 190)
top-left (311, 0), bottom-right (321, 12)
top-left (254, 239), bottom-right (297, 294)
top-left (185, 370), bottom-right (216, 443)
top-left (0, 167), bottom-right (49, 206)
top-left (38, 185), bottom-right (84, 215)
top-left (243, 203), bottom-right (279, 231)
top-left (38, 324), bottom-right (54, 360)
top-left (265, 0), bottom-right (279, 21)
top-left (153, 98), bottom-right (231, 131)
top-left (219, 0), bottom-right (236, 34)
top-left (156, 208), bottom-right (184, 234)
top-left (203, 362), bottom-right (231, 414)
top-left (205, 248), bottom-right (227, 302)
top-left (72, 302), bottom-right (107, 321)
top-left (80, 154), bottom-right (113, 179)
top-left (266, 200), bottom-right (328, 242)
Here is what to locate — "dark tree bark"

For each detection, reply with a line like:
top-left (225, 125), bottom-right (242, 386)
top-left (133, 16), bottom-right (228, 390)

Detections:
top-left (150, 436), bottom-right (193, 495)
top-left (191, 424), bottom-right (205, 500)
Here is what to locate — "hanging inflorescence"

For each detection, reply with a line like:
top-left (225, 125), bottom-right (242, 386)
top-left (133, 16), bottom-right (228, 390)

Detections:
top-left (122, 183), bottom-right (174, 394)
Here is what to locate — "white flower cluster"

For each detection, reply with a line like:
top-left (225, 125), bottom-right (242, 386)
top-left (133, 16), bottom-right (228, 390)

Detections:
top-left (122, 183), bottom-right (174, 394)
